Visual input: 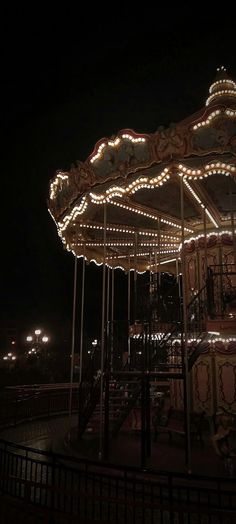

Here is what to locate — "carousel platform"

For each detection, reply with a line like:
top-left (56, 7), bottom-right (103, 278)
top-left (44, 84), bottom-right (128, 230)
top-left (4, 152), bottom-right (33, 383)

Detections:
top-left (64, 426), bottom-right (235, 478)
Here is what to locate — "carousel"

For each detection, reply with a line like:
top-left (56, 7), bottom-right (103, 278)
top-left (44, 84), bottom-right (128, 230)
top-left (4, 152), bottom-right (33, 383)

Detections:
top-left (48, 66), bottom-right (236, 469)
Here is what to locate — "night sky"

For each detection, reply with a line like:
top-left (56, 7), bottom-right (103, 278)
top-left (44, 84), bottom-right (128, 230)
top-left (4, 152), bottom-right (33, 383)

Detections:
top-left (1, 7), bottom-right (236, 347)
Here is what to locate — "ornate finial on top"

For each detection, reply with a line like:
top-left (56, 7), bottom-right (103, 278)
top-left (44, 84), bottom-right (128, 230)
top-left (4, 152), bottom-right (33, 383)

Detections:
top-left (206, 67), bottom-right (236, 107)
top-left (217, 65), bottom-right (226, 73)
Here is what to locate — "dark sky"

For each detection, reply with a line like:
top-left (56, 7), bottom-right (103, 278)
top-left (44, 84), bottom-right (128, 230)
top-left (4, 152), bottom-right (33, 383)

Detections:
top-left (1, 7), bottom-right (236, 343)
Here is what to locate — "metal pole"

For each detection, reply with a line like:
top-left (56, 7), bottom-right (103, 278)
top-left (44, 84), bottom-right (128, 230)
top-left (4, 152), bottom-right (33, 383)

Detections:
top-left (79, 252), bottom-right (86, 384)
top-left (158, 218), bottom-right (161, 321)
top-left (106, 265), bottom-right (110, 366)
top-left (158, 218), bottom-right (161, 288)
top-left (128, 254), bottom-right (131, 366)
top-left (203, 208), bottom-right (208, 281)
top-left (99, 204), bottom-right (107, 460)
top-left (176, 257), bottom-right (179, 282)
top-left (107, 266), bottom-right (110, 324)
top-left (69, 255), bottom-right (78, 435)
top-left (229, 177), bottom-right (236, 267)
top-left (180, 175), bottom-right (191, 473)
top-left (134, 232), bottom-right (138, 322)
top-left (111, 266), bottom-right (114, 372)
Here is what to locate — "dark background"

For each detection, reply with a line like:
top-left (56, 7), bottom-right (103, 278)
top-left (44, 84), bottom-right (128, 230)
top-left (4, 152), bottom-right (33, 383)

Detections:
top-left (1, 6), bottom-right (236, 356)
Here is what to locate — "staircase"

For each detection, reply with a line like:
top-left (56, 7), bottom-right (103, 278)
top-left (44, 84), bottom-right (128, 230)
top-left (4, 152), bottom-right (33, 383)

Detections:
top-left (78, 271), bottom-right (230, 439)
top-left (78, 372), bottom-right (142, 438)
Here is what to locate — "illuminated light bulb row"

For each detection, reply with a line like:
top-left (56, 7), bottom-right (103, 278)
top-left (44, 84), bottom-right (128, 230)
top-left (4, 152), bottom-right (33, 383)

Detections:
top-left (182, 177), bottom-right (202, 205)
top-left (205, 209), bottom-right (219, 228)
top-left (80, 223), bottom-right (134, 234)
top-left (192, 109), bottom-right (222, 130)
top-left (78, 222), bottom-right (179, 242)
top-left (172, 336), bottom-right (236, 344)
top-left (149, 258), bottom-right (179, 269)
top-left (90, 138), bottom-right (120, 163)
top-left (205, 162), bottom-right (235, 171)
top-left (184, 229), bottom-right (235, 244)
top-left (140, 246), bottom-right (179, 255)
top-left (90, 134), bottom-right (146, 163)
top-left (110, 199), bottom-right (193, 232)
top-left (109, 252), bottom-right (154, 259)
top-left (179, 164), bottom-right (202, 176)
top-left (105, 185), bottom-right (126, 195)
top-left (77, 242), bottom-right (134, 247)
top-left (182, 177), bottom-right (219, 228)
top-left (50, 172), bottom-right (69, 200)
top-left (225, 109), bottom-right (236, 117)
top-left (209, 78), bottom-right (236, 94)
top-left (140, 242), bottom-right (178, 248)
top-left (178, 162), bottom-right (236, 179)
top-left (121, 134), bottom-right (145, 143)
top-left (206, 89), bottom-right (236, 106)
top-left (90, 172), bottom-right (169, 202)
top-left (141, 231), bottom-right (179, 240)
top-left (193, 107), bottom-right (236, 130)
top-left (160, 258), bottom-right (179, 265)
top-left (58, 197), bottom-right (88, 233)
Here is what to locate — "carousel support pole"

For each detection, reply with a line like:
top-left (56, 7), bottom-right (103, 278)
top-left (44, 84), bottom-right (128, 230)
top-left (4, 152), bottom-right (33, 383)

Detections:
top-left (149, 251), bottom-right (152, 321)
top-left (111, 265), bottom-right (114, 372)
top-left (203, 208), bottom-right (208, 281)
top-left (154, 249), bottom-right (158, 320)
top-left (158, 218), bottom-right (161, 322)
top-left (176, 257), bottom-right (179, 282)
top-left (127, 254), bottom-right (131, 367)
top-left (79, 250), bottom-right (86, 384)
top-left (141, 328), bottom-right (147, 468)
top-left (145, 371), bottom-right (151, 459)
top-left (69, 255), bottom-right (78, 440)
top-left (229, 177), bottom-right (236, 268)
top-left (99, 204), bottom-right (107, 461)
top-left (134, 232), bottom-right (138, 322)
top-left (180, 175), bottom-right (191, 473)
top-left (176, 257), bottom-right (180, 322)
top-left (106, 265), bottom-right (110, 371)
top-left (104, 265), bottom-right (110, 460)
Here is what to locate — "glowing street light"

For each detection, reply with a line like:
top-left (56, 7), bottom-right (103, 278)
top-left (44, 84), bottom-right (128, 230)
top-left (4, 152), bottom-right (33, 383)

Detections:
top-left (26, 329), bottom-right (49, 356)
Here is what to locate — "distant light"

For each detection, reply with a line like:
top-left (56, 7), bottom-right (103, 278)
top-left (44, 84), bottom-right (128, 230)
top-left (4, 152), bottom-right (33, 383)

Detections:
top-left (31, 348), bottom-right (36, 352)
top-left (12, 356), bottom-right (16, 360)
top-left (208, 331), bottom-right (220, 335)
top-left (27, 336), bottom-right (33, 342)
top-left (11, 341), bottom-right (16, 345)
top-left (92, 339), bottom-right (98, 346)
top-left (35, 329), bottom-right (41, 336)
top-left (28, 350), bottom-right (32, 354)
top-left (42, 336), bottom-right (49, 343)
top-left (7, 353), bottom-right (12, 357)
top-left (3, 356), bottom-right (8, 360)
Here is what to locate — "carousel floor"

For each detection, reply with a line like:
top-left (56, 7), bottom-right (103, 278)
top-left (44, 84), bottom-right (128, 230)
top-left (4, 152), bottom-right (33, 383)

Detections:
top-left (0, 416), bottom-right (233, 478)
top-left (66, 428), bottom-right (234, 478)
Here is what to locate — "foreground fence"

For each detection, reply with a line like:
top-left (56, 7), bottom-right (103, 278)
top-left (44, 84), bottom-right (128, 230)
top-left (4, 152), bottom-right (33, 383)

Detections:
top-left (0, 384), bottom-right (236, 523)
top-left (0, 438), bottom-right (236, 523)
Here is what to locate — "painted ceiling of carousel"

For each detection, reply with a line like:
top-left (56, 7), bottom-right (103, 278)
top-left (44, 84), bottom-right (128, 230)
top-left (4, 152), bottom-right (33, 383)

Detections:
top-left (48, 67), bottom-right (236, 270)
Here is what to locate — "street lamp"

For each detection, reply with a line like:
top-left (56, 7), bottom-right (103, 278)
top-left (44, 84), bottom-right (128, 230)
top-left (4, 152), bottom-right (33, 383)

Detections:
top-left (26, 329), bottom-right (49, 356)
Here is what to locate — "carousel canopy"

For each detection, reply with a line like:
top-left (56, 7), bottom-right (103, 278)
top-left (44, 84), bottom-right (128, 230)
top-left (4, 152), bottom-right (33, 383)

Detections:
top-left (48, 67), bottom-right (236, 272)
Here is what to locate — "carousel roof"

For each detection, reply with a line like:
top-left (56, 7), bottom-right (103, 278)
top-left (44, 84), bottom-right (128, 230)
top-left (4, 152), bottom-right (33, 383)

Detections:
top-left (48, 67), bottom-right (236, 272)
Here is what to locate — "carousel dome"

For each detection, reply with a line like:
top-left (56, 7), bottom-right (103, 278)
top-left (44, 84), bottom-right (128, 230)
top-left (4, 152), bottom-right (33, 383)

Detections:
top-left (48, 68), bottom-right (236, 274)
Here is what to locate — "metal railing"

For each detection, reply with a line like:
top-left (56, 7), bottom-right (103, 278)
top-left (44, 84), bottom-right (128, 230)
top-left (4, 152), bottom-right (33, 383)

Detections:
top-left (0, 384), bottom-right (78, 429)
top-left (0, 437), bottom-right (236, 523)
